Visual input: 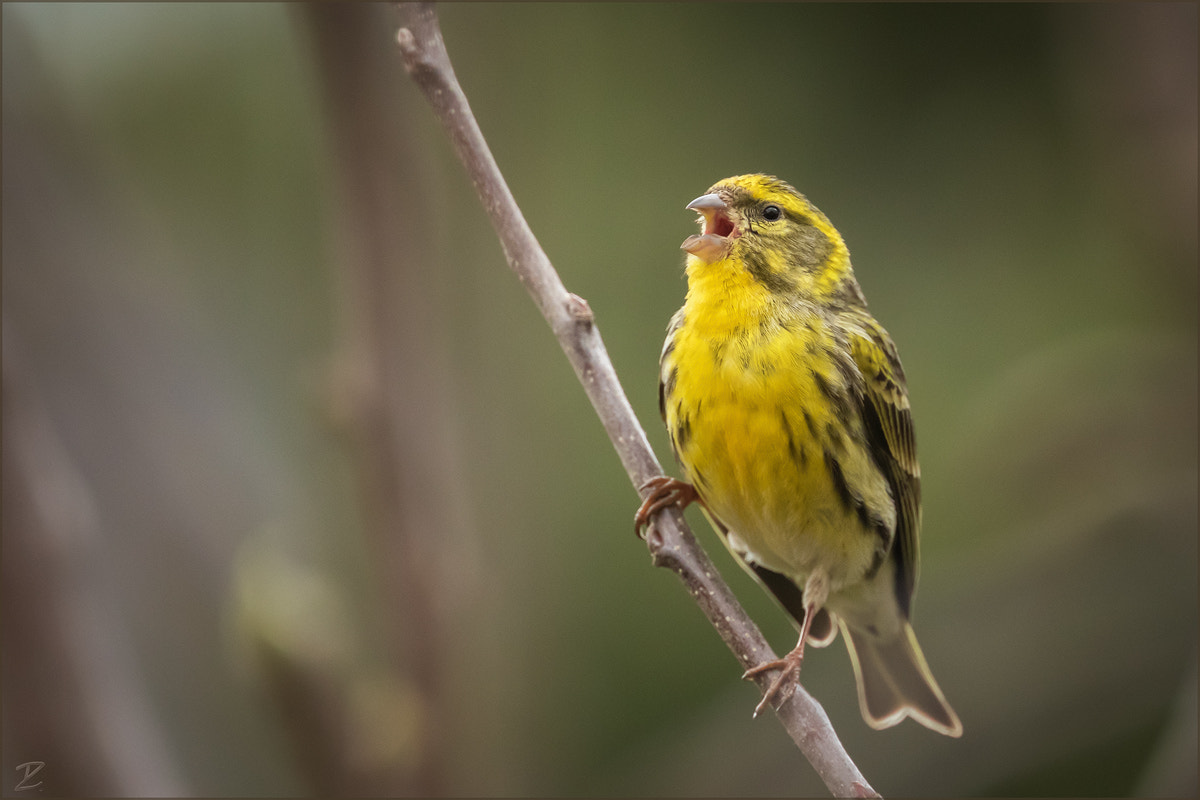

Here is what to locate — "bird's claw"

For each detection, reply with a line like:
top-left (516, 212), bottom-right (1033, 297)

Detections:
top-left (744, 649), bottom-right (806, 718)
top-left (633, 476), bottom-right (698, 539)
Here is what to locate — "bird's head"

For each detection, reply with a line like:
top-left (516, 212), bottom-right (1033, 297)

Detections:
top-left (682, 174), bottom-right (853, 299)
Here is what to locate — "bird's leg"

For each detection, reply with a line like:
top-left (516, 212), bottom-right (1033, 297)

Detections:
top-left (743, 570), bottom-right (830, 717)
top-left (633, 476), bottom-right (701, 538)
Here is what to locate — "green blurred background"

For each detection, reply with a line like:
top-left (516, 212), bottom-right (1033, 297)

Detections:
top-left (4, 3), bottom-right (1196, 797)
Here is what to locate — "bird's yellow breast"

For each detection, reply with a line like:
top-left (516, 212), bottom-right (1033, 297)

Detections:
top-left (661, 256), bottom-right (885, 589)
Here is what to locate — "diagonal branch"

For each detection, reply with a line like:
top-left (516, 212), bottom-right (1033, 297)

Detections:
top-left (393, 4), bottom-right (877, 797)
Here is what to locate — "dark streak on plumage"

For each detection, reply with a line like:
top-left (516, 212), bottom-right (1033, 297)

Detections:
top-left (824, 450), bottom-right (890, 557)
top-left (825, 422), bottom-right (845, 454)
top-left (781, 408), bottom-right (811, 467)
top-left (676, 413), bottom-right (691, 452)
top-left (658, 323), bottom-right (680, 423)
top-left (810, 368), bottom-right (831, 403)
top-left (664, 362), bottom-right (678, 398)
top-left (810, 367), bottom-right (850, 419)
top-left (802, 408), bottom-right (818, 438)
top-left (781, 408), bottom-right (798, 462)
top-left (740, 245), bottom-right (795, 295)
top-left (824, 450), bottom-right (855, 515)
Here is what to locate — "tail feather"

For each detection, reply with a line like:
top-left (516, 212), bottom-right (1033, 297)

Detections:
top-left (840, 619), bottom-right (962, 737)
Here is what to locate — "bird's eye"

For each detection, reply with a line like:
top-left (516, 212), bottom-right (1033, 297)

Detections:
top-left (762, 204), bottom-right (782, 221)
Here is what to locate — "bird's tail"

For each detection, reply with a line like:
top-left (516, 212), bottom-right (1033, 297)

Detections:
top-left (840, 618), bottom-right (962, 737)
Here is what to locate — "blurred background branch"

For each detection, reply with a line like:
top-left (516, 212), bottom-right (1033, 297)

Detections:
top-left (4, 331), bottom-right (188, 797)
top-left (260, 4), bottom-right (480, 794)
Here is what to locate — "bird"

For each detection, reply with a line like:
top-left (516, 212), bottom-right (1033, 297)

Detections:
top-left (635, 174), bottom-right (962, 737)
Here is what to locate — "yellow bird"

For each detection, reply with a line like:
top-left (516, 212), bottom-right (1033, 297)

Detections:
top-left (636, 174), bottom-right (961, 737)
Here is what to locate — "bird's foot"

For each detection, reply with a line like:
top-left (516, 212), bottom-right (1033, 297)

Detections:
top-left (633, 476), bottom-right (699, 539)
top-left (743, 644), bottom-right (806, 718)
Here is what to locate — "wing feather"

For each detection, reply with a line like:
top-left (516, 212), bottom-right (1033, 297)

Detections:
top-left (850, 321), bottom-right (921, 617)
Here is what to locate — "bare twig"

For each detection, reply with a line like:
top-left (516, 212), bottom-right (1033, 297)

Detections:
top-left (393, 4), bottom-right (876, 796)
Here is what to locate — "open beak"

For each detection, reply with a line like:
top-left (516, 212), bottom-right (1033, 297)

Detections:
top-left (682, 193), bottom-right (736, 262)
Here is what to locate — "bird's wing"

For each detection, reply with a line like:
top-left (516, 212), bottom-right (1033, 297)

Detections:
top-left (850, 320), bottom-right (921, 618)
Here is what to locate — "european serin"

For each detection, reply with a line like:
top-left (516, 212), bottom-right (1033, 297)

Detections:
top-left (636, 174), bottom-right (962, 737)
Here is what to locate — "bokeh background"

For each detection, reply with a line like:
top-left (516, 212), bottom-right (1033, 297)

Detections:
top-left (4, 3), bottom-right (1196, 797)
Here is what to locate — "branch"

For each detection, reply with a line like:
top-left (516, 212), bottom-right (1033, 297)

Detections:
top-left (3, 330), bottom-right (187, 797)
top-left (393, 4), bottom-right (877, 796)
top-left (305, 4), bottom-right (469, 793)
